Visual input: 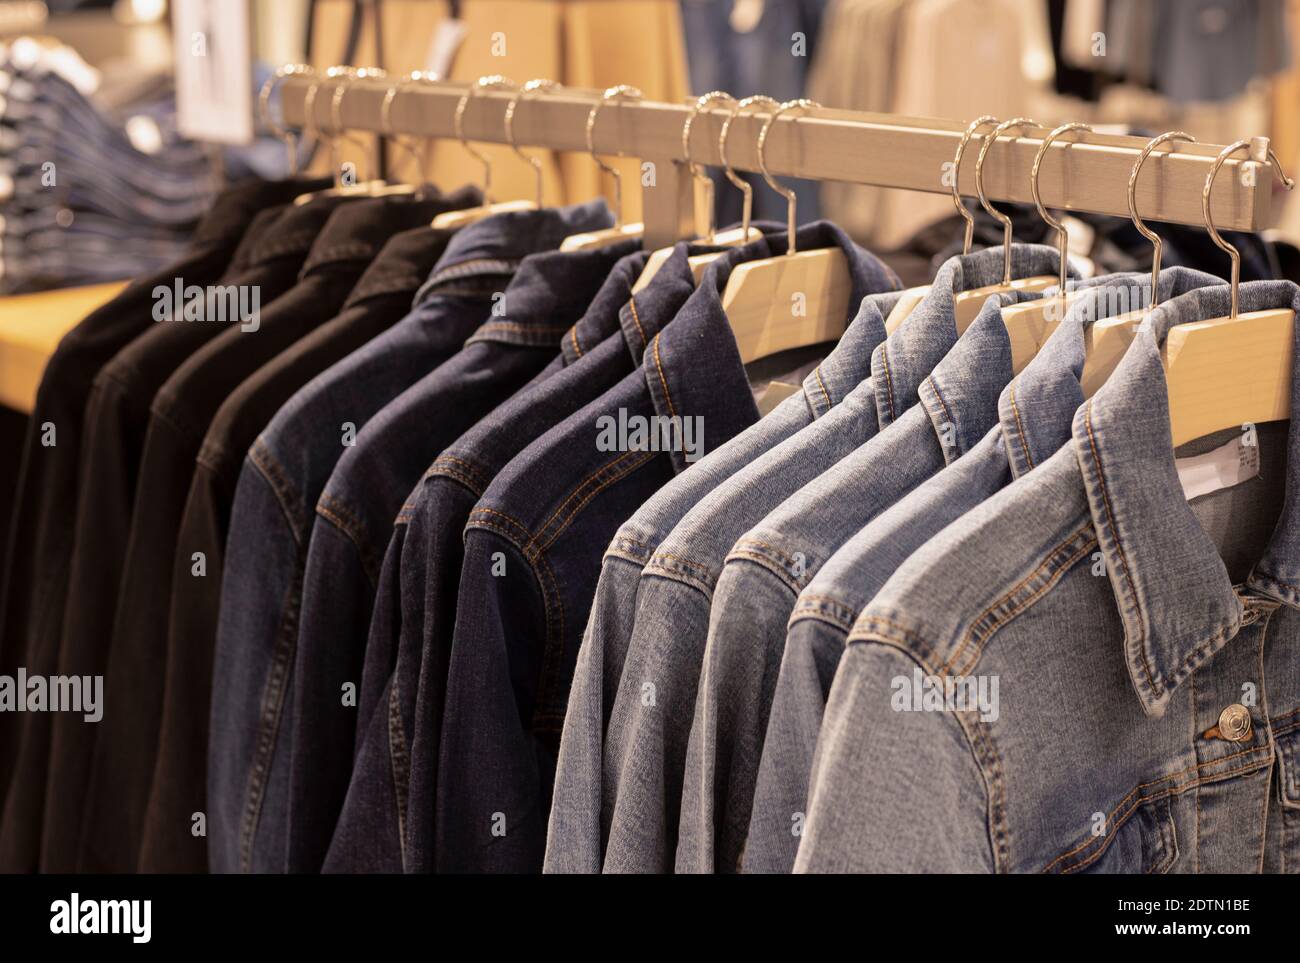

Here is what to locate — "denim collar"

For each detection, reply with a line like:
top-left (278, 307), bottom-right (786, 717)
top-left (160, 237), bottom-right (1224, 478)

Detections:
top-left (1074, 279), bottom-right (1300, 717)
top-left (300, 192), bottom-right (480, 278)
top-left (801, 290), bottom-right (906, 417)
top-left (563, 250), bottom-right (652, 362)
top-left (342, 224), bottom-right (454, 308)
top-left (872, 244), bottom-right (1071, 427)
top-left (919, 296), bottom-right (1014, 463)
top-left (412, 199), bottom-right (614, 305)
top-left (1002, 267), bottom-right (1225, 477)
top-left (466, 238), bottom-right (643, 348)
top-left (189, 175), bottom-right (330, 248)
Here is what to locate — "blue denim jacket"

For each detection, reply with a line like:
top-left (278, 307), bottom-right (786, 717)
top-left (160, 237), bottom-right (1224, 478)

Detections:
top-left (435, 222), bottom-right (895, 873)
top-left (209, 200), bottom-right (613, 873)
top-left (321, 247), bottom-right (650, 872)
top-left (587, 245), bottom-right (1068, 873)
top-left (280, 231), bottom-right (637, 874)
top-left (543, 225), bottom-right (906, 873)
top-left (797, 280), bottom-right (1300, 873)
top-left (738, 268), bottom-right (1225, 873)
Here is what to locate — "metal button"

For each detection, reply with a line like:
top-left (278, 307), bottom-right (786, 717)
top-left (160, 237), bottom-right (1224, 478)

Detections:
top-left (1218, 704), bottom-right (1253, 742)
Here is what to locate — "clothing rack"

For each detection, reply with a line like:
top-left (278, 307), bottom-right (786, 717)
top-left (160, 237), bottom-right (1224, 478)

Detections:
top-left (278, 73), bottom-right (1277, 248)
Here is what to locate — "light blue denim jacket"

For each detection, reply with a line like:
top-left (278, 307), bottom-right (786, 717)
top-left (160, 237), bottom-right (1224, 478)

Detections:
top-left (576, 246), bottom-right (1071, 872)
top-left (738, 268), bottom-right (1225, 873)
top-left (797, 279), bottom-right (1300, 873)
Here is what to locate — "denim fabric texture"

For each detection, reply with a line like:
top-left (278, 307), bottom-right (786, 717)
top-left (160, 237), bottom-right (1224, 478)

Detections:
top-left (208, 199), bottom-right (614, 873)
top-left (585, 245), bottom-right (1066, 873)
top-left (544, 224), bottom-right (904, 873)
top-left (72, 193), bottom-right (461, 874)
top-left (796, 279), bottom-right (1300, 873)
top-left (0, 179), bottom-right (314, 853)
top-left (137, 217), bottom-right (475, 873)
top-left (280, 228), bottom-right (635, 874)
top-left (0, 179), bottom-right (332, 873)
top-left (734, 268), bottom-right (1225, 873)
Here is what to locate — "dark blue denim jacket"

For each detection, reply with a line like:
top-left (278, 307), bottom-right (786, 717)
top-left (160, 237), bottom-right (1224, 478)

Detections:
top-left (323, 248), bottom-right (654, 871)
top-left (209, 200), bottom-right (613, 873)
top-left (432, 222), bottom-right (898, 873)
top-left (281, 230), bottom-right (636, 874)
top-left (798, 280), bottom-right (1300, 873)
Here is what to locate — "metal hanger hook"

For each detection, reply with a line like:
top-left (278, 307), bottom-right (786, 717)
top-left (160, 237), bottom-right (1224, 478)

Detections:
top-left (720, 95), bottom-right (778, 242)
top-left (682, 91), bottom-right (736, 241)
top-left (258, 63), bottom-right (313, 174)
top-left (1204, 138), bottom-right (1296, 319)
top-left (952, 116), bottom-right (998, 256)
top-left (381, 70), bottom-right (437, 193)
top-left (1128, 131), bottom-right (1195, 311)
top-left (331, 66), bottom-right (386, 181)
top-left (303, 66), bottom-right (354, 187)
top-left (757, 99), bottom-right (819, 256)
top-left (976, 117), bottom-right (1038, 284)
top-left (504, 78), bottom-right (560, 208)
top-left (1031, 122), bottom-right (1092, 298)
top-left (585, 85), bottom-right (643, 229)
top-left (455, 75), bottom-right (517, 205)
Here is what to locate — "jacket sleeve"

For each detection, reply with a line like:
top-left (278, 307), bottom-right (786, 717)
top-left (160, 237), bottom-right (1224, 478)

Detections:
top-left (795, 642), bottom-right (995, 873)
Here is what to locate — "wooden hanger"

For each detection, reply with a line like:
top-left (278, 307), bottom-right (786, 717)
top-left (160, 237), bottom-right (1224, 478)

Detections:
top-left (633, 92), bottom-right (765, 294)
top-left (1080, 131), bottom-right (1198, 396)
top-left (1164, 138), bottom-right (1296, 447)
top-left (718, 99), bottom-right (854, 364)
top-left (884, 115), bottom-right (997, 334)
top-left (431, 76), bottom-right (539, 229)
top-left (560, 86), bottom-right (646, 251)
top-left (998, 122), bottom-right (1095, 372)
top-left (944, 117), bottom-right (1059, 332)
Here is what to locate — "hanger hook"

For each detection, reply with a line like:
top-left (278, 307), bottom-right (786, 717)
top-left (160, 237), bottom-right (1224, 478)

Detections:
top-left (455, 75), bottom-right (517, 205)
top-left (303, 66), bottom-right (350, 187)
top-left (682, 91), bottom-right (737, 242)
top-left (258, 63), bottom-right (313, 174)
top-left (504, 78), bottom-right (560, 208)
top-left (720, 95), bottom-right (779, 242)
top-left (757, 99), bottom-right (819, 256)
top-left (1126, 131), bottom-right (1196, 311)
top-left (381, 70), bottom-right (437, 195)
top-left (952, 116), bottom-right (999, 256)
top-left (585, 85), bottom-right (644, 229)
top-left (332, 66), bottom-right (387, 181)
top-left (977, 117), bottom-right (1038, 284)
top-left (1031, 122), bottom-right (1092, 298)
top-left (1204, 138), bottom-right (1296, 320)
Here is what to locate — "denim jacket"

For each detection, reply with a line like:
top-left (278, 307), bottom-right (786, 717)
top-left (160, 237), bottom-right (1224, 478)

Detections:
top-left (740, 268), bottom-right (1224, 873)
top-left (434, 224), bottom-right (889, 873)
top-left (544, 223), bottom-right (903, 873)
top-left (591, 245), bottom-right (1067, 873)
top-left (797, 280), bottom-right (1300, 873)
top-left (209, 200), bottom-right (614, 873)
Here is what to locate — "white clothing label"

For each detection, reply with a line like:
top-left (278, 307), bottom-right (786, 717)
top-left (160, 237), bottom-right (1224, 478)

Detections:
top-left (1175, 432), bottom-right (1261, 501)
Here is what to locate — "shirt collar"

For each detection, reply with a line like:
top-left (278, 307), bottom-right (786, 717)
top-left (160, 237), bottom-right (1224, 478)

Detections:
top-left (872, 244), bottom-right (1071, 427)
top-left (562, 250), bottom-right (651, 362)
top-left (342, 224), bottom-right (453, 308)
top-left (1073, 278), bottom-right (1300, 717)
top-left (300, 193), bottom-right (476, 278)
top-left (189, 175), bottom-right (330, 249)
top-left (1002, 267), bottom-right (1224, 477)
top-left (466, 239), bottom-right (642, 348)
top-left (411, 198), bottom-right (612, 302)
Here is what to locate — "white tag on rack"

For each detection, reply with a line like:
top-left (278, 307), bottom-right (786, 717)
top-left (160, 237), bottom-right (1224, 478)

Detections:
top-left (1175, 432), bottom-right (1260, 501)
top-left (426, 19), bottom-right (469, 80)
top-left (172, 0), bottom-right (253, 145)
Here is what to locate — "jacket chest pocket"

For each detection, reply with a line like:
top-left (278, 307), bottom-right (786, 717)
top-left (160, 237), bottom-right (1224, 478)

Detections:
top-left (1047, 795), bottom-right (1179, 874)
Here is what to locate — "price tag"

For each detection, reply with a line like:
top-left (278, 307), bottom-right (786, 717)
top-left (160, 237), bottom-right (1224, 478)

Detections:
top-left (172, 0), bottom-right (253, 144)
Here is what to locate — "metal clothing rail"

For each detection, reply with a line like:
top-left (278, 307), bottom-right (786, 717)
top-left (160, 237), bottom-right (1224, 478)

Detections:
top-left (278, 73), bottom-right (1277, 248)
